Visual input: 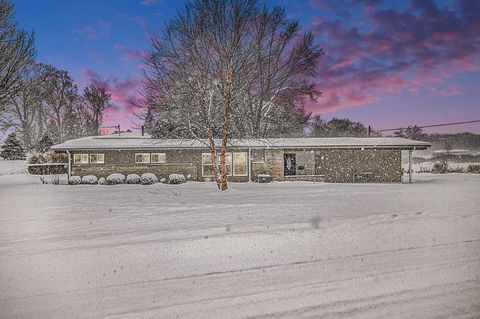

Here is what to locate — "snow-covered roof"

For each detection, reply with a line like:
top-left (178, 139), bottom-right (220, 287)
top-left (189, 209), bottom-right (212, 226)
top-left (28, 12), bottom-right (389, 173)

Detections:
top-left (51, 133), bottom-right (430, 151)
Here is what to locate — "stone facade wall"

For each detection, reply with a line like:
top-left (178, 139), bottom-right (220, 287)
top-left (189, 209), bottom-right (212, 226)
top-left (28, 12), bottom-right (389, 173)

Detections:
top-left (264, 149), bottom-right (284, 181)
top-left (284, 148), bottom-right (316, 175)
top-left (315, 148), bottom-right (402, 183)
top-left (251, 149), bottom-right (265, 162)
top-left (251, 162), bottom-right (268, 181)
top-left (70, 148), bottom-right (249, 182)
top-left (352, 148), bottom-right (402, 183)
top-left (67, 147), bottom-right (402, 183)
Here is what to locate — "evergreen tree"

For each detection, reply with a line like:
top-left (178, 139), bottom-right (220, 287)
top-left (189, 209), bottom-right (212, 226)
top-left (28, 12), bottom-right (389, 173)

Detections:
top-left (0, 132), bottom-right (26, 160)
top-left (35, 133), bottom-right (53, 153)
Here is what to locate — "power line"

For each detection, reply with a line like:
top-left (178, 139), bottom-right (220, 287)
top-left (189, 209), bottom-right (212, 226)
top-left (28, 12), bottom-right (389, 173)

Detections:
top-left (375, 119), bottom-right (480, 133)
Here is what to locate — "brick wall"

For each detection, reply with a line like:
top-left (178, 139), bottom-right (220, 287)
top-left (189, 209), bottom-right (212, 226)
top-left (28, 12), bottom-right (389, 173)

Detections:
top-left (70, 148), bottom-right (249, 182)
top-left (265, 149), bottom-right (284, 181)
top-left (315, 148), bottom-right (402, 183)
top-left (68, 147), bottom-right (402, 183)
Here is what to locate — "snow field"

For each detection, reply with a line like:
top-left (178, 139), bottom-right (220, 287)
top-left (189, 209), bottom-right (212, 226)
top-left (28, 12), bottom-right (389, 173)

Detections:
top-left (0, 160), bottom-right (479, 318)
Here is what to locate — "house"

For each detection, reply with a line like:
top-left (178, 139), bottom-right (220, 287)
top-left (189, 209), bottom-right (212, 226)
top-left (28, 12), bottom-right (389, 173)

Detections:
top-left (51, 133), bottom-right (430, 183)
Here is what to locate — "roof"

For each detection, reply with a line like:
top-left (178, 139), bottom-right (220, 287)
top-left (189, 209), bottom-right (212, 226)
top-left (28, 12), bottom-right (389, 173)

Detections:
top-left (51, 133), bottom-right (431, 151)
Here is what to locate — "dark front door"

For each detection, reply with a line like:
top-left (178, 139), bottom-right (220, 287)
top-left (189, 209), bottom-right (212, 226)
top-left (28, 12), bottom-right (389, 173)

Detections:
top-left (284, 153), bottom-right (296, 176)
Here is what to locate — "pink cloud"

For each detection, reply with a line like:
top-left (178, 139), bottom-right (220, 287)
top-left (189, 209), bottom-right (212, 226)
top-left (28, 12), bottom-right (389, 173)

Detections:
top-left (113, 43), bottom-right (149, 62)
top-left (307, 0), bottom-right (480, 114)
top-left (439, 85), bottom-right (463, 97)
top-left (84, 70), bottom-right (145, 130)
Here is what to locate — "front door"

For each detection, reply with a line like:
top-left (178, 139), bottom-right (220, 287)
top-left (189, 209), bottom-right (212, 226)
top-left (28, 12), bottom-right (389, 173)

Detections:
top-left (284, 153), bottom-right (296, 176)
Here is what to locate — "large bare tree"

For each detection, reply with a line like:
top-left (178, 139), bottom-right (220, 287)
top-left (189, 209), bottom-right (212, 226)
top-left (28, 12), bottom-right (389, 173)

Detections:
top-left (0, 0), bottom-right (36, 112)
top-left (145, 0), bottom-right (322, 190)
top-left (241, 6), bottom-right (322, 138)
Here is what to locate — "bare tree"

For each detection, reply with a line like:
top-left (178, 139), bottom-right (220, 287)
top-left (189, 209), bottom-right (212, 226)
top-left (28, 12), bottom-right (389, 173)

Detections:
top-left (394, 125), bottom-right (426, 140)
top-left (0, 63), bottom-right (47, 150)
top-left (82, 84), bottom-right (112, 135)
top-left (239, 6), bottom-right (322, 138)
top-left (0, 0), bottom-right (36, 112)
top-left (40, 66), bottom-right (80, 143)
top-left (145, 0), bottom-right (322, 190)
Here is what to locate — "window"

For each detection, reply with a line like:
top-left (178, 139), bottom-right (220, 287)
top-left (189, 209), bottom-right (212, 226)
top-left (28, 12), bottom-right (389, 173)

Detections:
top-left (151, 153), bottom-right (166, 163)
top-left (135, 153), bottom-right (150, 163)
top-left (233, 152), bottom-right (247, 176)
top-left (74, 154), bottom-right (88, 164)
top-left (202, 152), bottom-right (247, 177)
top-left (202, 153), bottom-right (214, 177)
top-left (90, 154), bottom-right (104, 164)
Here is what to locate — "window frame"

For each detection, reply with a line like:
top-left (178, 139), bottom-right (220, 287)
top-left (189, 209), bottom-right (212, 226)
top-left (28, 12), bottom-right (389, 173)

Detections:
top-left (89, 153), bottom-right (104, 164)
top-left (73, 153), bottom-right (89, 164)
top-left (151, 152), bottom-right (166, 164)
top-left (202, 153), bottom-right (215, 177)
top-left (232, 152), bottom-right (248, 176)
top-left (202, 152), bottom-right (246, 177)
top-left (135, 153), bottom-right (151, 164)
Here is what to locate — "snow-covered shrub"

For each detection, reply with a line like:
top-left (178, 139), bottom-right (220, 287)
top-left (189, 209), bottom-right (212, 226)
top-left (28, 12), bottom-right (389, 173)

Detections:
top-left (45, 151), bottom-right (68, 163)
top-left (81, 175), bottom-right (98, 184)
top-left (467, 164), bottom-right (480, 174)
top-left (28, 151), bottom-right (68, 165)
top-left (447, 166), bottom-right (465, 173)
top-left (28, 153), bottom-right (46, 164)
top-left (126, 173), bottom-right (141, 184)
top-left (141, 173), bottom-right (158, 185)
top-left (159, 177), bottom-right (166, 184)
top-left (106, 173), bottom-right (126, 185)
top-left (98, 177), bottom-right (106, 185)
top-left (40, 174), bottom-right (63, 185)
top-left (168, 173), bottom-right (185, 184)
top-left (68, 176), bottom-right (81, 185)
top-left (431, 161), bottom-right (447, 174)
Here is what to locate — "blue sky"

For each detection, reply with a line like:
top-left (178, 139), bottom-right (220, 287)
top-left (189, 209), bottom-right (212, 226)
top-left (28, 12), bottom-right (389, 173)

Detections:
top-left (12, 0), bottom-right (480, 133)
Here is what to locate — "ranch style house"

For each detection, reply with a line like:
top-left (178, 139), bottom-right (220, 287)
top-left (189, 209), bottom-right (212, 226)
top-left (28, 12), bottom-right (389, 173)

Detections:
top-left (51, 133), bottom-right (431, 183)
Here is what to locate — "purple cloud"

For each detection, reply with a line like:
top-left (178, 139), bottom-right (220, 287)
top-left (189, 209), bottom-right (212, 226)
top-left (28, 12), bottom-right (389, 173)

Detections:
top-left (308, 0), bottom-right (480, 113)
top-left (84, 70), bottom-right (145, 126)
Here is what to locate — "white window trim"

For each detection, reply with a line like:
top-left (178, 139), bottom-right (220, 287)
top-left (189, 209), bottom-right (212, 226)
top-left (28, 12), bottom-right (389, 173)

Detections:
top-left (90, 153), bottom-right (104, 164)
top-left (233, 152), bottom-right (248, 176)
top-left (151, 152), bottom-right (166, 164)
top-left (135, 153), bottom-right (151, 164)
top-left (74, 153), bottom-right (89, 164)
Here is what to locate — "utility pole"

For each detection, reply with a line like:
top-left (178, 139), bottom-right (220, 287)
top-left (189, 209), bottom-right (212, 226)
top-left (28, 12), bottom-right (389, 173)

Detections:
top-left (368, 125), bottom-right (371, 137)
top-left (408, 149), bottom-right (412, 183)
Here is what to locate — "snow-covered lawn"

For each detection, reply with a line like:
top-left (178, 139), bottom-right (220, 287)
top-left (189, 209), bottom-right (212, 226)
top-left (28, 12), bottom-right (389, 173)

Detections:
top-left (0, 161), bottom-right (479, 318)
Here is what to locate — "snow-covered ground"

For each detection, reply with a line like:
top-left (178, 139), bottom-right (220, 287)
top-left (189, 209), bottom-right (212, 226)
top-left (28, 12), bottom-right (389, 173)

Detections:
top-left (0, 161), bottom-right (479, 318)
top-left (0, 159), bottom-right (28, 175)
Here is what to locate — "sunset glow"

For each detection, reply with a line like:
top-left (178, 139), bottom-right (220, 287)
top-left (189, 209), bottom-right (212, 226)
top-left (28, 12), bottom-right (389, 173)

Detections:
top-left (13, 0), bottom-right (480, 133)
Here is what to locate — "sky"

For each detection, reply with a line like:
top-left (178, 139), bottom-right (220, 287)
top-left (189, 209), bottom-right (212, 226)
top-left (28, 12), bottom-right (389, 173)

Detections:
top-left (12, 0), bottom-right (480, 134)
